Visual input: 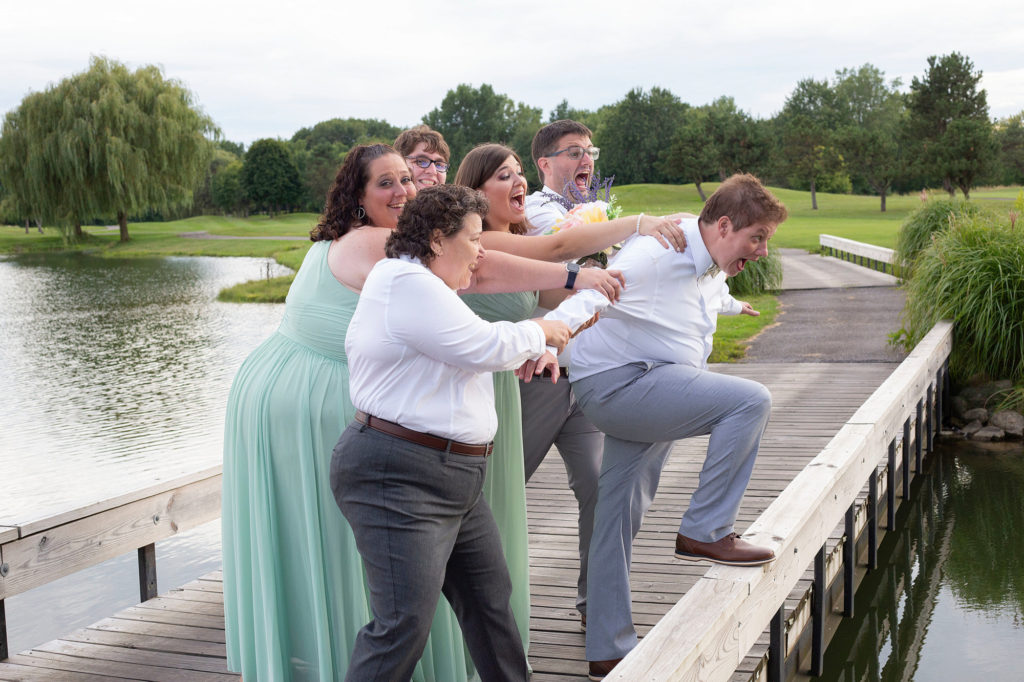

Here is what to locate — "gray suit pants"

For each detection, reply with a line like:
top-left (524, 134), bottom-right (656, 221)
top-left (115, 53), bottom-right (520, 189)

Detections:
top-left (331, 423), bottom-right (528, 682)
top-left (572, 362), bottom-right (772, 661)
top-left (519, 377), bottom-right (602, 617)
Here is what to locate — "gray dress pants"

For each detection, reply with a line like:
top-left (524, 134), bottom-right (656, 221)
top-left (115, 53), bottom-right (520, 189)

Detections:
top-left (572, 361), bottom-right (772, 661)
top-left (331, 423), bottom-right (528, 682)
top-left (519, 377), bottom-right (602, 617)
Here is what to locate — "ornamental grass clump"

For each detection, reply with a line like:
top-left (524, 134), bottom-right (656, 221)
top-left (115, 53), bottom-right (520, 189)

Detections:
top-left (895, 199), bottom-right (988, 277)
top-left (901, 214), bottom-right (1024, 384)
top-left (728, 245), bottom-right (783, 297)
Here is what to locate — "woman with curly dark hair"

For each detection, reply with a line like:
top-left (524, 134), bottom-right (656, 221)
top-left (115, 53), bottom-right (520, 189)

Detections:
top-left (331, 185), bottom-right (569, 681)
top-left (222, 145), bottom-right (623, 681)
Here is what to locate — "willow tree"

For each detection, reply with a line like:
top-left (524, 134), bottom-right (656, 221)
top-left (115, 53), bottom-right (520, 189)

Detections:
top-left (0, 56), bottom-right (216, 242)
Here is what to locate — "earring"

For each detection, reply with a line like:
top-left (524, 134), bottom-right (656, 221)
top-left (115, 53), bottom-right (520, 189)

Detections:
top-left (356, 206), bottom-right (366, 220)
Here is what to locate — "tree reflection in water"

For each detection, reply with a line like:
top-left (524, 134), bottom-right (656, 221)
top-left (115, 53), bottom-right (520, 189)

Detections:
top-left (819, 440), bottom-right (1024, 682)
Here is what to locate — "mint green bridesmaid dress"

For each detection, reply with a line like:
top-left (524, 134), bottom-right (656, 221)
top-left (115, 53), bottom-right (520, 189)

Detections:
top-left (461, 289), bottom-right (541, 655)
top-left (222, 240), bottom-right (473, 681)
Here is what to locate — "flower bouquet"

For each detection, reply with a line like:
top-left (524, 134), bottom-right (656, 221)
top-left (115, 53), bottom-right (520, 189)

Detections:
top-left (542, 173), bottom-right (622, 267)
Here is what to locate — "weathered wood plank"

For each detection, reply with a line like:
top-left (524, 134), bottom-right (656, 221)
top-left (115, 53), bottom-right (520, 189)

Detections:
top-left (0, 474), bottom-right (221, 600)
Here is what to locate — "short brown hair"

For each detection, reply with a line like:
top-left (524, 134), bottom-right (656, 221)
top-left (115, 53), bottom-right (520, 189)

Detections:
top-left (454, 143), bottom-right (530, 235)
top-left (394, 125), bottom-right (450, 161)
top-left (385, 185), bottom-right (489, 266)
top-left (531, 119), bottom-right (592, 182)
top-left (699, 174), bottom-right (788, 231)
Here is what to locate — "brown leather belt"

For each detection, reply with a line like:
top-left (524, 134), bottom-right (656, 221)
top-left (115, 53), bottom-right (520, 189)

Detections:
top-left (355, 411), bottom-right (493, 457)
top-left (540, 366), bottom-right (570, 379)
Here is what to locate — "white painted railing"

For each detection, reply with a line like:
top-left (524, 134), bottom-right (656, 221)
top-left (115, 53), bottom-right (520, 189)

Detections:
top-left (611, 320), bottom-right (953, 681)
top-left (819, 234), bottom-right (898, 275)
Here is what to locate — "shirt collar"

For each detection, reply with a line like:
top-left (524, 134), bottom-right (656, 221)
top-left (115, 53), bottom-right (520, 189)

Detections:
top-left (683, 219), bottom-right (715, 278)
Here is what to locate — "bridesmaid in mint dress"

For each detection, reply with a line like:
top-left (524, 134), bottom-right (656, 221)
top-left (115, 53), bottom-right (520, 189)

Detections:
top-left (222, 144), bottom-right (474, 681)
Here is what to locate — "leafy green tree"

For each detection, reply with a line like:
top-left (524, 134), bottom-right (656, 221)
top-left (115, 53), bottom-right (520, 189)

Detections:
top-left (0, 57), bottom-right (215, 241)
top-left (211, 160), bottom-right (247, 216)
top-left (291, 117), bottom-right (399, 150)
top-left (599, 87), bottom-right (688, 185)
top-left (832, 65), bottom-right (905, 211)
top-left (193, 148), bottom-right (239, 214)
top-left (776, 78), bottom-right (842, 209)
top-left (423, 84), bottom-right (542, 185)
top-left (243, 138), bottom-right (301, 217)
top-left (992, 112), bottom-right (1024, 185)
top-left (704, 97), bottom-right (771, 181)
top-left (907, 52), bottom-right (994, 198)
top-left (661, 108), bottom-right (717, 200)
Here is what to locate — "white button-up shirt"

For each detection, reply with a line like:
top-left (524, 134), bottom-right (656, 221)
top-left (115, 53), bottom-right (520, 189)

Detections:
top-left (347, 256), bottom-right (547, 444)
top-left (544, 220), bottom-right (742, 381)
top-left (524, 186), bottom-right (569, 235)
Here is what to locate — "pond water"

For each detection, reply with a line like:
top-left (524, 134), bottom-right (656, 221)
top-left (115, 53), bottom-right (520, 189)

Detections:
top-left (819, 439), bottom-right (1024, 682)
top-left (0, 252), bottom-right (287, 654)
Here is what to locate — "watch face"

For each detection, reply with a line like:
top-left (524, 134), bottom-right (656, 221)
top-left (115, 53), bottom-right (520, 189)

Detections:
top-left (567, 262), bottom-right (581, 273)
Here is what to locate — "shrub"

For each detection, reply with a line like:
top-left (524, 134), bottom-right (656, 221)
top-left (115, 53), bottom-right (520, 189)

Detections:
top-left (894, 199), bottom-right (987, 275)
top-left (728, 244), bottom-right (783, 297)
top-left (901, 213), bottom-right (1024, 384)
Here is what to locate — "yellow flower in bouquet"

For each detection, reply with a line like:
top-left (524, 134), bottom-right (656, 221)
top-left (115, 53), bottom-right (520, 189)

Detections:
top-left (545, 201), bottom-right (612, 235)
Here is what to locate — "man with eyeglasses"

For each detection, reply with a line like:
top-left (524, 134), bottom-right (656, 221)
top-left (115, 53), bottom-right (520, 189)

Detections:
top-left (394, 125), bottom-right (450, 189)
top-left (518, 119), bottom-right (606, 638)
top-left (525, 119), bottom-right (600, 231)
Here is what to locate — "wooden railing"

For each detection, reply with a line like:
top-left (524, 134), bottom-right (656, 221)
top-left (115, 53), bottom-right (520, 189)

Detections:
top-left (611, 320), bottom-right (953, 681)
top-left (0, 466), bottom-right (222, 658)
top-left (819, 234), bottom-right (899, 276)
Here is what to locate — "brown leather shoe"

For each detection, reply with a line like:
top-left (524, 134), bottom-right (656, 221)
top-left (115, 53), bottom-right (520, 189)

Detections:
top-left (674, 532), bottom-right (775, 566)
top-left (588, 658), bottom-right (622, 680)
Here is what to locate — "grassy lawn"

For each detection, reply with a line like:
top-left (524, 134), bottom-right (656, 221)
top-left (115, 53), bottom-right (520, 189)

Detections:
top-left (4, 184), bottom-right (1016, 361)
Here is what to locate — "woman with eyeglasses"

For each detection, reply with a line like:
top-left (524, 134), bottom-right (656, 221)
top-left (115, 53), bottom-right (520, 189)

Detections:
top-left (222, 143), bottom-right (624, 682)
top-left (394, 125), bottom-right (450, 189)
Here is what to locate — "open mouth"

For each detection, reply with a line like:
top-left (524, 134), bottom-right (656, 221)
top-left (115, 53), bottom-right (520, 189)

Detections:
top-left (388, 202), bottom-right (405, 213)
top-left (510, 191), bottom-right (525, 212)
top-left (574, 170), bottom-right (591, 191)
top-left (418, 179), bottom-right (436, 187)
top-left (736, 258), bottom-right (748, 272)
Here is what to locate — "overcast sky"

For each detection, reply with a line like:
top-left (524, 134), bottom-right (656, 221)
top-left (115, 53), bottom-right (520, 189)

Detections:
top-left (2, 0), bottom-right (1022, 146)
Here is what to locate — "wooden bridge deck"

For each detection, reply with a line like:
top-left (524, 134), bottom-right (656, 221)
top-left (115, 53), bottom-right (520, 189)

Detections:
top-left (0, 362), bottom-right (897, 681)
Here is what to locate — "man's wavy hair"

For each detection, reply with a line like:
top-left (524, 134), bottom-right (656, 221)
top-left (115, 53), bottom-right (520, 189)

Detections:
top-left (385, 185), bottom-right (489, 266)
top-left (310, 144), bottom-right (397, 242)
top-left (699, 173), bottom-right (788, 230)
top-left (454, 143), bottom-right (530, 235)
top-left (393, 125), bottom-right (450, 161)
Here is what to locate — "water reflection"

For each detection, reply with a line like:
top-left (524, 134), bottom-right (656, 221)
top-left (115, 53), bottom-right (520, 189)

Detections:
top-left (0, 253), bottom-right (288, 523)
top-left (0, 252), bottom-right (287, 654)
top-left (821, 440), bottom-right (1024, 682)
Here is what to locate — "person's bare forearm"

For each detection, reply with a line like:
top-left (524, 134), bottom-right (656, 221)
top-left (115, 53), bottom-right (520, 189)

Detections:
top-left (464, 250), bottom-right (571, 294)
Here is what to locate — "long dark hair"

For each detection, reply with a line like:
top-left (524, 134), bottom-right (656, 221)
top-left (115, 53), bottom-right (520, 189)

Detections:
top-left (454, 143), bottom-right (530, 235)
top-left (310, 143), bottom-right (397, 242)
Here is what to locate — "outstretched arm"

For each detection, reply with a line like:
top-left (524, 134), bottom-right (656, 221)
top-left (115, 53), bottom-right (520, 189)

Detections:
top-left (480, 213), bottom-right (686, 262)
top-left (465, 250), bottom-right (624, 302)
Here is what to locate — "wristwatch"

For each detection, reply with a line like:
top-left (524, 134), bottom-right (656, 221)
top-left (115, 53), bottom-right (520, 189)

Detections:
top-left (564, 262), bottom-right (580, 289)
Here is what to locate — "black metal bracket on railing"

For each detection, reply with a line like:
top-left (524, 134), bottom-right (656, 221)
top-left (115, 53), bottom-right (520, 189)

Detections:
top-left (811, 546), bottom-right (826, 676)
top-left (926, 385), bottom-right (934, 452)
top-left (768, 606), bottom-right (786, 682)
top-left (843, 506), bottom-right (855, 618)
top-left (915, 400), bottom-right (924, 472)
top-left (886, 439), bottom-right (896, 530)
top-left (138, 544), bottom-right (158, 602)
top-left (868, 473), bottom-right (878, 571)
top-left (903, 418), bottom-right (912, 500)
top-left (0, 598), bottom-right (7, 660)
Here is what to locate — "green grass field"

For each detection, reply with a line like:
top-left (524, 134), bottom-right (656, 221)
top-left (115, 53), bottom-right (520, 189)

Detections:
top-left (3, 184), bottom-right (1018, 360)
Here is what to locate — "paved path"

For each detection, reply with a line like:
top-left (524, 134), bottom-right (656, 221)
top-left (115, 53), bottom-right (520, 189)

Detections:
top-left (743, 248), bottom-right (907, 364)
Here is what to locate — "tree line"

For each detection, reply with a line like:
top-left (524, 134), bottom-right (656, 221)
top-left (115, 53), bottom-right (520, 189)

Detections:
top-left (2, 53), bottom-right (1023, 241)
